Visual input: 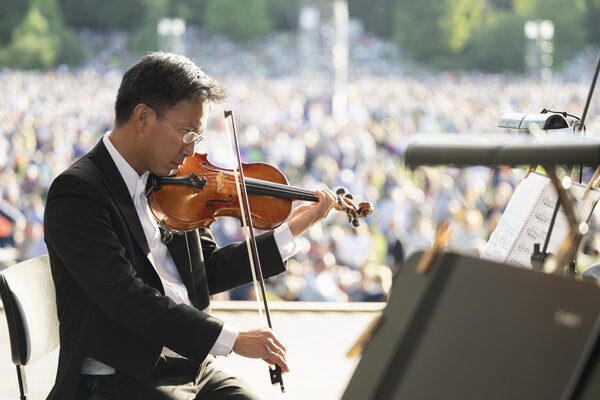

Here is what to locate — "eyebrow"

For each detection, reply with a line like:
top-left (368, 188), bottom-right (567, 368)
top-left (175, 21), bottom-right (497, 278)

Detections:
top-left (183, 122), bottom-right (203, 133)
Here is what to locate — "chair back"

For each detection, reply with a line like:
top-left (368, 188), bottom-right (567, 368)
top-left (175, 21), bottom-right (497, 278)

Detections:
top-left (0, 254), bottom-right (59, 366)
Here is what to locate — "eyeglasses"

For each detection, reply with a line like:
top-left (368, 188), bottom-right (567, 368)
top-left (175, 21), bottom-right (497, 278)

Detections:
top-left (148, 105), bottom-right (205, 145)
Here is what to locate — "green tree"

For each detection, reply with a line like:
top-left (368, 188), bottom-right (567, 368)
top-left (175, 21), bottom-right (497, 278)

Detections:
top-left (131, 0), bottom-right (169, 55)
top-left (58, 26), bottom-right (87, 66)
top-left (266, 0), bottom-right (298, 31)
top-left (440, 0), bottom-right (484, 52)
top-left (59, 0), bottom-right (146, 31)
top-left (515, 0), bottom-right (586, 67)
top-left (488, 0), bottom-right (514, 9)
top-left (393, 0), bottom-right (484, 65)
top-left (463, 11), bottom-right (529, 72)
top-left (586, 0), bottom-right (600, 44)
top-left (0, 0), bottom-right (86, 69)
top-left (173, 0), bottom-right (205, 28)
top-left (348, 0), bottom-right (395, 38)
top-left (0, 0), bottom-right (29, 45)
top-left (13, 5), bottom-right (50, 39)
top-left (202, 0), bottom-right (273, 42)
top-left (513, 0), bottom-right (537, 13)
top-left (0, 6), bottom-right (57, 69)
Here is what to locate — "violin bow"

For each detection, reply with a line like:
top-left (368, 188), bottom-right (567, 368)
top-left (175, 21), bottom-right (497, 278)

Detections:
top-left (224, 109), bottom-right (286, 392)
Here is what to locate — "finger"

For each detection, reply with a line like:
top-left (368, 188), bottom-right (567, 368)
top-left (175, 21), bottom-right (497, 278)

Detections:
top-left (268, 351), bottom-right (290, 373)
top-left (268, 335), bottom-right (287, 353)
top-left (316, 189), bottom-right (336, 213)
top-left (322, 188), bottom-right (337, 205)
top-left (269, 345), bottom-right (286, 361)
top-left (264, 351), bottom-right (286, 366)
top-left (322, 187), bottom-right (337, 198)
top-left (261, 332), bottom-right (287, 357)
top-left (265, 334), bottom-right (289, 372)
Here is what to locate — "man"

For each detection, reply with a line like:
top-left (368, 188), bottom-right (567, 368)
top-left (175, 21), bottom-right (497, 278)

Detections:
top-left (44, 52), bottom-right (336, 399)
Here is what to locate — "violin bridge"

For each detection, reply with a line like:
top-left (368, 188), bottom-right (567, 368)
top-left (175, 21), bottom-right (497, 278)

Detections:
top-left (216, 171), bottom-right (224, 193)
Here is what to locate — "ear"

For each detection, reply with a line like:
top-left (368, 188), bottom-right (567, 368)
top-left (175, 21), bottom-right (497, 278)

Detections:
top-left (133, 104), bottom-right (152, 132)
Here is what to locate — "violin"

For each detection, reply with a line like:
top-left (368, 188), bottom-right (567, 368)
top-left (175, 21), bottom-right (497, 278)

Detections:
top-left (147, 110), bottom-right (372, 392)
top-left (146, 153), bottom-right (373, 234)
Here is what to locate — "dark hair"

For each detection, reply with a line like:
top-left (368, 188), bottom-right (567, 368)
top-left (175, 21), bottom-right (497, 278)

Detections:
top-left (114, 52), bottom-right (226, 126)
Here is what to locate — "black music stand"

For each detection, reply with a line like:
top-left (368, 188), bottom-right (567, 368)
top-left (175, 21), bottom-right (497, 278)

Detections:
top-left (342, 251), bottom-right (600, 400)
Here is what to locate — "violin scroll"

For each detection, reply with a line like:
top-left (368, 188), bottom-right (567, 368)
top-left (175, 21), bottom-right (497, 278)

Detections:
top-left (334, 187), bottom-right (374, 227)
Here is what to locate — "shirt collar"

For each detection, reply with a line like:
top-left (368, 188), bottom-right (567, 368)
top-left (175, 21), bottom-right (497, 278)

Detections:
top-left (102, 132), bottom-right (148, 201)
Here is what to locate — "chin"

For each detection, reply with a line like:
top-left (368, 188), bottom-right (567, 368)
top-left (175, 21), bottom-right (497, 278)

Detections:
top-left (151, 166), bottom-right (178, 177)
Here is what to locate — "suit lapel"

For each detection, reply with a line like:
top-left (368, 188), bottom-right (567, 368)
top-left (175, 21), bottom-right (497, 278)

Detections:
top-left (89, 140), bottom-right (201, 304)
top-left (89, 140), bottom-right (151, 256)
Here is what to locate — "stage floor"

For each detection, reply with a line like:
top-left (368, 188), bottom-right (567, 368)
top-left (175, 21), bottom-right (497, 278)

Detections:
top-left (0, 301), bottom-right (382, 400)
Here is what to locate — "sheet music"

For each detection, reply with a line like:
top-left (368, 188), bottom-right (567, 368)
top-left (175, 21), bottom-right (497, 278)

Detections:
top-left (482, 172), bottom-right (600, 269)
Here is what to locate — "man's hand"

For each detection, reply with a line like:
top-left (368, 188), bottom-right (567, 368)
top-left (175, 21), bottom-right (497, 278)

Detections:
top-left (287, 188), bottom-right (337, 238)
top-left (232, 327), bottom-right (289, 373)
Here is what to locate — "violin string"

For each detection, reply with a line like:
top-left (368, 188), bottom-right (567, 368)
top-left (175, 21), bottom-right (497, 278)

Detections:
top-left (192, 170), bottom-right (314, 196)
top-left (190, 171), bottom-right (320, 201)
top-left (245, 180), bottom-right (319, 201)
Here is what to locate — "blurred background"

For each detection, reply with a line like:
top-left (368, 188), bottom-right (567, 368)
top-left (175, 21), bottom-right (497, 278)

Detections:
top-left (3, 0), bottom-right (600, 304)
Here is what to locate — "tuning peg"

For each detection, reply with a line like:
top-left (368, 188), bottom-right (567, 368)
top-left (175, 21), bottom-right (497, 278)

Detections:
top-left (336, 187), bottom-right (346, 195)
top-left (344, 193), bottom-right (354, 200)
top-left (358, 202), bottom-right (374, 217)
top-left (352, 219), bottom-right (360, 227)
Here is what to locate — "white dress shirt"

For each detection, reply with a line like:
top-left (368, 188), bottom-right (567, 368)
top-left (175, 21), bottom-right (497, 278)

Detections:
top-left (81, 132), bottom-right (301, 374)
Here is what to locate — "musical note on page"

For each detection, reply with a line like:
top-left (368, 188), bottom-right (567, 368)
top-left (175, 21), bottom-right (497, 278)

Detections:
top-left (481, 172), bottom-right (600, 269)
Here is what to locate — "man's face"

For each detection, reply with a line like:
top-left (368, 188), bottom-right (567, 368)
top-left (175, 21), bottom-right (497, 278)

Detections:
top-left (143, 100), bottom-right (209, 177)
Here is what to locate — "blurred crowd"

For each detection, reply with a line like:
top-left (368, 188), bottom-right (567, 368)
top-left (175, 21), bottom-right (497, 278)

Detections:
top-left (2, 30), bottom-right (600, 302)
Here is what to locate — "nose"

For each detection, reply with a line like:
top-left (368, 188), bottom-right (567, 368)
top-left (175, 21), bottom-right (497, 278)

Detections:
top-left (182, 140), bottom-right (196, 157)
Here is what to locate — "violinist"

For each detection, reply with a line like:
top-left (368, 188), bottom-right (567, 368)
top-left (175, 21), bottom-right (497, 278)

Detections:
top-left (43, 51), bottom-right (337, 400)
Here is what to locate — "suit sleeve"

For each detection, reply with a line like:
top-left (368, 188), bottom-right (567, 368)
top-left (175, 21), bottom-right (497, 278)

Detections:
top-left (198, 228), bottom-right (287, 295)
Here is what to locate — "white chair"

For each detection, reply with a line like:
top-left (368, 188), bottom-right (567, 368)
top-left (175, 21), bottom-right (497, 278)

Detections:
top-left (0, 254), bottom-right (59, 399)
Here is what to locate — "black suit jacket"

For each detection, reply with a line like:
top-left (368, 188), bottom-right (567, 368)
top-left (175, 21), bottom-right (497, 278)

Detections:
top-left (43, 140), bottom-right (286, 399)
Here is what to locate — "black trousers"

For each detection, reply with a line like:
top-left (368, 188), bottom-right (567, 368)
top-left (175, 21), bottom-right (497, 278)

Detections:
top-left (75, 356), bottom-right (260, 400)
